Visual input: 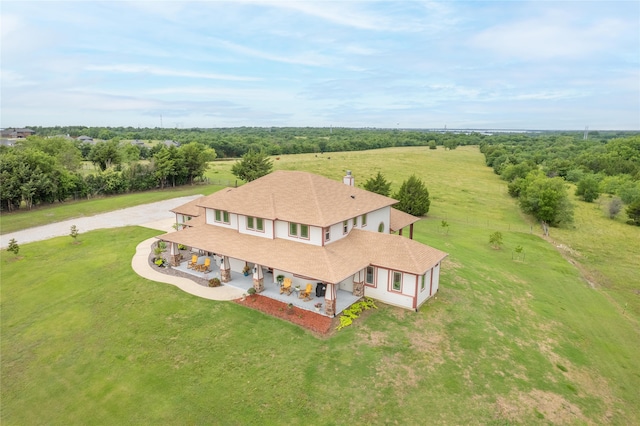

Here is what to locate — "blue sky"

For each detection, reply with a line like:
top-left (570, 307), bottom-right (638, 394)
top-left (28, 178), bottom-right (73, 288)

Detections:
top-left (1, 1), bottom-right (638, 130)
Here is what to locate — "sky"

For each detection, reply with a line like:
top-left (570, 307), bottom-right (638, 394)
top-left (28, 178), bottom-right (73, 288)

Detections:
top-left (1, 1), bottom-right (639, 130)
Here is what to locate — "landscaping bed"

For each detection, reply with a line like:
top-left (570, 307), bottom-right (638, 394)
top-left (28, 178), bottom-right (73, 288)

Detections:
top-left (236, 294), bottom-right (336, 336)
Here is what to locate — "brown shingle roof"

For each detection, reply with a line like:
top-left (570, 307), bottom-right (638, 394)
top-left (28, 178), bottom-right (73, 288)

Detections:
top-left (196, 170), bottom-right (398, 227)
top-left (171, 196), bottom-right (205, 217)
top-left (159, 227), bottom-right (446, 284)
top-left (389, 208), bottom-right (420, 232)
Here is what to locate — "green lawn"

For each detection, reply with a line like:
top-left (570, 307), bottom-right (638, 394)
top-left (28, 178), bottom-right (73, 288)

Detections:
top-left (2, 147), bottom-right (639, 424)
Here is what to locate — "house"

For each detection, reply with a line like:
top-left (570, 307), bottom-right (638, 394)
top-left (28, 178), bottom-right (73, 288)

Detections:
top-left (158, 170), bottom-right (447, 315)
top-left (77, 135), bottom-right (94, 143)
top-left (0, 128), bottom-right (35, 138)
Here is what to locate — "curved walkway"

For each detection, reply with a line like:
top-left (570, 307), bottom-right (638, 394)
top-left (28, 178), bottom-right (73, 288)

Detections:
top-left (2, 195), bottom-right (244, 301)
top-left (131, 237), bottom-right (244, 301)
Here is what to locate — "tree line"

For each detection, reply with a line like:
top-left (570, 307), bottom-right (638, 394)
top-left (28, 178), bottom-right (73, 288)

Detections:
top-left (0, 136), bottom-right (214, 211)
top-left (480, 134), bottom-right (640, 226)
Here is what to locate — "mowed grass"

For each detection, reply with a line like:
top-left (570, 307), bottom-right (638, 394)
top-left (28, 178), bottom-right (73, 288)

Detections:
top-left (2, 146), bottom-right (639, 424)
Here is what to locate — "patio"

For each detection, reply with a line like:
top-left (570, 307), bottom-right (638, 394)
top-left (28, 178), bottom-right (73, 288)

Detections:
top-left (171, 255), bottom-right (361, 316)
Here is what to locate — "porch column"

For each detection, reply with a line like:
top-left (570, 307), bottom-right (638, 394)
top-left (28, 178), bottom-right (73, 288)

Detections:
top-left (410, 223), bottom-right (414, 240)
top-left (324, 283), bottom-right (337, 317)
top-left (220, 256), bottom-right (231, 283)
top-left (169, 242), bottom-right (181, 267)
top-left (252, 264), bottom-right (264, 293)
top-left (352, 270), bottom-right (364, 297)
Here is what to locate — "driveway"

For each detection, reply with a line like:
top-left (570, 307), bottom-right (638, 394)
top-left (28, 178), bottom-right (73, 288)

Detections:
top-left (0, 195), bottom-right (202, 248)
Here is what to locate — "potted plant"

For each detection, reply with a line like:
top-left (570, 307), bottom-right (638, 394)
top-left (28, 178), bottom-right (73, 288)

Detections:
top-left (243, 265), bottom-right (251, 276)
top-left (314, 302), bottom-right (323, 312)
top-left (287, 302), bottom-right (294, 314)
top-left (276, 274), bottom-right (285, 285)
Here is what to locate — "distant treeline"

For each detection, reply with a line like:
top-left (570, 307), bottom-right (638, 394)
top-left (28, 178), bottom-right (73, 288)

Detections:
top-left (2, 126), bottom-right (638, 214)
top-left (480, 133), bottom-right (640, 226)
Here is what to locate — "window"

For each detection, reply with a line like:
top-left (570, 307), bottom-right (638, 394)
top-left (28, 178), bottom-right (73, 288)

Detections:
top-left (421, 274), bottom-right (426, 291)
top-left (215, 210), bottom-right (230, 224)
top-left (361, 214), bottom-right (367, 227)
top-left (365, 266), bottom-right (375, 286)
top-left (392, 271), bottom-right (402, 292)
top-left (247, 217), bottom-right (264, 232)
top-left (378, 222), bottom-right (384, 233)
top-left (343, 220), bottom-right (348, 234)
top-left (289, 223), bottom-right (309, 239)
top-left (325, 228), bottom-right (331, 242)
top-left (353, 217), bottom-right (357, 227)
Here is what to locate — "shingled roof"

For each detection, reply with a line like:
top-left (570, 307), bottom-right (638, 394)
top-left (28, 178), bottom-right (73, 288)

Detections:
top-left (197, 170), bottom-right (398, 227)
top-left (159, 227), bottom-right (446, 284)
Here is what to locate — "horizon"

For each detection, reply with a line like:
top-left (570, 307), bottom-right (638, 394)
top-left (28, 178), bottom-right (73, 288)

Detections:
top-left (2, 1), bottom-right (639, 131)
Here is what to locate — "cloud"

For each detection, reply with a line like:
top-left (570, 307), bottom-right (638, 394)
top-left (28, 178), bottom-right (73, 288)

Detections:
top-left (471, 11), bottom-right (630, 61)
top-left (84, 64), bottom-right (261, 81)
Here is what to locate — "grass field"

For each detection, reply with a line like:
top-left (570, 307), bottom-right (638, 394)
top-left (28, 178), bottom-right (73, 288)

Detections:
top-left (2, 146), bottom-right (639, 424)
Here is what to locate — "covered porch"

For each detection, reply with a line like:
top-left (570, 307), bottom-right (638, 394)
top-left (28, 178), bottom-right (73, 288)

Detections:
top-left (169, 251), bottom-right (361, 316)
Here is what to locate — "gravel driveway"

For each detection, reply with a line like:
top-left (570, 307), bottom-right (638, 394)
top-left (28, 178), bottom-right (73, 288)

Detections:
top-left (0, 195), bottom-right (202, 249)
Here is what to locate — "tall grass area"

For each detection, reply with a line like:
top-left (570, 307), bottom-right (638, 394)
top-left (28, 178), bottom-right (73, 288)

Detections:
top-left (2, 146), bottom-right (639, 424)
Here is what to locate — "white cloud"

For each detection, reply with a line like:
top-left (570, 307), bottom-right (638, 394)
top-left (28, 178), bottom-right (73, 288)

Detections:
top-left (84, 64), bottom-right (261, 81)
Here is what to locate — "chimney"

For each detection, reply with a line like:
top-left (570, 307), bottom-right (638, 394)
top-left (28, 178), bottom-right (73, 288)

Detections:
top-left (343, 170), bottom-right (354, 186)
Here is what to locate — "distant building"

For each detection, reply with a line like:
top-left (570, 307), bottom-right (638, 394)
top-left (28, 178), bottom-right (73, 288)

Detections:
top-left (77, 135), bottom-right (94, 143)
top-left (0, 128), bottom-right (35, 138)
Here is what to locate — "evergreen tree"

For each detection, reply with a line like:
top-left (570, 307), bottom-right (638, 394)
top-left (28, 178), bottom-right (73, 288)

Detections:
top-left (363, 171), bottom-right (392, 196)
top-left (231, 150), bottom-right (273, 182)
top-left (393, 174), bottom-right (430, 216)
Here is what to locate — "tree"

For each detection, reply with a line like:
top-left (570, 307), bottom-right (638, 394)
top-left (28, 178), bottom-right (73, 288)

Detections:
top-left (231, 150), bottom-right (273, 182)
top-left (575, 174), bottom-right (600, 202)
top-left (428, 140), bottom-right (437, 150)
top-left (489, 231), bottom-right (503, 249)
top-left (441, 220), bottom-right (449, 235)
top-left (363, 171), bottom-right (392, 197)
top-left (393, 174), bottom-right (430, 216)
top-left (7, 238), bottom-right (19, 256)
top-left (519, 171), bottom-right (574, 226)
top-left (88, 140), bottom-right (122, 171)
top-left (608, 197), bottom-right (623, 219)
top-left (153, 147), bottom-right (175, 189)
top-left (626, 200), bottom-right (640, 226)
top-left (70, 225), bottom-right (79, 242)
top-left (180, 142), bottom-right (216, 184)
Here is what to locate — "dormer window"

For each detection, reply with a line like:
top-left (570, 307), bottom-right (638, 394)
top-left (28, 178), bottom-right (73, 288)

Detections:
top-left (343, 220), bottom-right (348, 235)
top-left (361, 213), bottom-right (367, 227)
top-left (325, 227), bottom-right (331, 242)
top-left (353, 217), bottom-right (357, 227)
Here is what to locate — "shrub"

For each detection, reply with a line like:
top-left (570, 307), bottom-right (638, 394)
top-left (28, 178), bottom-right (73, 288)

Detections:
top-left (208, 277), bottom-right (221, 287)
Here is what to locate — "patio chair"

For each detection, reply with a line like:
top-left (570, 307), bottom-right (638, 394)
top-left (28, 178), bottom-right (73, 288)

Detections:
top-left (280, 278), bottom-right (293, 295)
top-left (299, 283), bottom-right (313, 301)
top-left (197, 258), bottom-right (211, 272)
top-left (187, 254), bottom-right (198, 269)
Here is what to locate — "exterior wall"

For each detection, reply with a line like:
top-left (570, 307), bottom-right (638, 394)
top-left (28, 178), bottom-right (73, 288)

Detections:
top-left (363, 267), bottom-right (415, 310)
top-left (416, 262), bottom-right (442, 308)
top-left (274, 220), bottom-right (321, 246)
top-left (205, 208), bottom-right (237, 229)
top-left (338, 276), bottom-right (353, 292)
top-left (237, 215), bottom-right (274, 239)
top-left (361, 206), bottom-right (390, 234)
top-left (177, 214), bottom-right (193, 228)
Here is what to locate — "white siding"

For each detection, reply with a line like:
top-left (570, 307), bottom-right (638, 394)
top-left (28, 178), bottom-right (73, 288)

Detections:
top-left (360, 206), bottom-right (390, 234)
top-left (205, 208), bottom-right (236, 229)
top-left (274, 220), bottom-right (321, 246)
top-left (363, 267), bottom-right (415, 310)
top-left (238, 215), bottom-right (274, 239)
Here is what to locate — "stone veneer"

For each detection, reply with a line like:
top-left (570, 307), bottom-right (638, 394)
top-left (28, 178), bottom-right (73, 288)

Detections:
top-left (253, 277), bottom-right (264, 293)
top-left (169, 254), bottom-right (181, 267)
top-left (220, 268), bottom-right (231, 283)
top-left (325, 299), bottom-right (336, 317)
top-left (353, 281), bottom-right (364, 297)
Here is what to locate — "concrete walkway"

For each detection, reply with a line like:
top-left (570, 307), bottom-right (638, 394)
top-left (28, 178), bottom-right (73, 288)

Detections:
top-left (2, 195), bottom-right (244, 301)
top-left (131, 236), bottom-right (244, 301)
